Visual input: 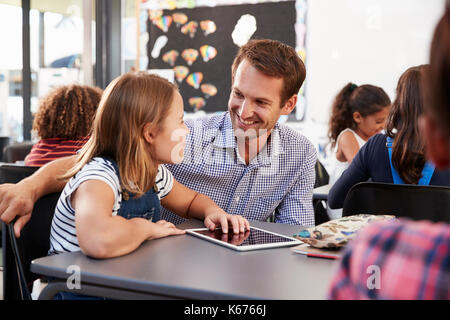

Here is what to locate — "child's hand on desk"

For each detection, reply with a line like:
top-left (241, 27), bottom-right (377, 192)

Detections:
top-left (147, 220), bottom-right (186, 240)
top-left (203, 209), bottom-right (250, 234)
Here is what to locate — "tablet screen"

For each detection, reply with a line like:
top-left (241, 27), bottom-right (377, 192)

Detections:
top-left (190, 227), bottom-right (298, 247)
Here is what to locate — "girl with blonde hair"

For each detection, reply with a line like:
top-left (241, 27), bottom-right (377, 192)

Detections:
top-left (49, 72), bottom-right (249, 261)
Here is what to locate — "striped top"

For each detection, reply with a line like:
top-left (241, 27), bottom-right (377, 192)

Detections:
top-left (49, 157), bottom-right (173, 255)
top-left (25, 137), bottom-right (89, 167)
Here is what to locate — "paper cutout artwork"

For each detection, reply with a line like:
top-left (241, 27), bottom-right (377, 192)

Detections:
top-left (199, 45), bottom-right (217, 62)
top-left (172, 12), bottom-right (188, 27)
top-left (200, 20), bottom-right (217, 36)
top-left (181, 48), bottom-right (199, 66)
top-left (151, 35), bottom-right (168, 58)
top-left (189, 96), bottom-right (206, 110)
top-left (174, 65), bottom-right (189, 83)
top-left (181, 21), bottom-right (198, 38)
top-left (162, 50), bottom-right (179, 66)
top-left (149, 10), bottom-right (163, 21)
top-left (232, 14), bottom-right (257, 47)
top-left (200, 83), bottom-right (218, 98)
top-left (186, 72), bottom-right (203, 89)
top-left (153, 15), bottom-right (173, 33)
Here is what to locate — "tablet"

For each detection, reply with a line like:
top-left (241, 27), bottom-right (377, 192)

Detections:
top-left (186, 226), bottom-right (302, 252)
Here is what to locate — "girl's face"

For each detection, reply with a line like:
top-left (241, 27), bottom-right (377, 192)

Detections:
top-left (354, 105), bottom-right (391, 141)
top-left (151, 91), bottom-right (189, 164)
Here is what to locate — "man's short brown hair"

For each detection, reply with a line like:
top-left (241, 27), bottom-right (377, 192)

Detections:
top-left (231, 39), bottom-right (306, 106)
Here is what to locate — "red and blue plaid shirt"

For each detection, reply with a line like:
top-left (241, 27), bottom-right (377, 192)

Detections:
top-left (328, 219), bottom-right (450, 300)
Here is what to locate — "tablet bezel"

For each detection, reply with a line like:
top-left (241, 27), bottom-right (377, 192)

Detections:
top-left (185, 226), bottom-right (302, 252)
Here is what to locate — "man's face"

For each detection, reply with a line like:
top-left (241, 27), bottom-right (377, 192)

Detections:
top-left (228, 59), bottom-right (296, 141)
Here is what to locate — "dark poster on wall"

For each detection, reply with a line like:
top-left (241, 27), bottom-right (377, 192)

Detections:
top-left (147, 1), bottom-right (296, 113)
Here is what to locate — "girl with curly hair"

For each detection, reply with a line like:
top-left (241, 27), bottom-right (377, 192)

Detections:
top-left (25, 84), bottom-right (103, 166)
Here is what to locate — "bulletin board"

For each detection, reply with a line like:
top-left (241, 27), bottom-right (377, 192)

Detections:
top-left (146, 1), bottom-right (296, 113)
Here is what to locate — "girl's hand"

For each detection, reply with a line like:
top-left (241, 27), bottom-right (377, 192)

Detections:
top-left (203, 209), bottom-right (251, 234)
top-left (148, 219), bottom-right (186, 240)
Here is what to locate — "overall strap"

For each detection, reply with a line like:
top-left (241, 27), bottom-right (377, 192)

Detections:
top-left (386, 136), bottom-right (435, 185)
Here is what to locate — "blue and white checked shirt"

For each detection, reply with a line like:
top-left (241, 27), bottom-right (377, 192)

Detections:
top-left (162, 112), bottom-right (317, 226)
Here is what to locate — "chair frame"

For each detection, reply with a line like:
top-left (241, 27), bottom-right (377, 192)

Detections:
top-left (342, 181), bottom-right (450, 223)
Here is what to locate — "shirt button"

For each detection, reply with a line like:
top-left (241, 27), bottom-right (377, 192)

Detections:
top-left (235, 196), bottom-right (240, 203)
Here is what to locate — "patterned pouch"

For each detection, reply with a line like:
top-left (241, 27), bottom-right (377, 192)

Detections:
top-left (294, 214), bottom-right (396, 248)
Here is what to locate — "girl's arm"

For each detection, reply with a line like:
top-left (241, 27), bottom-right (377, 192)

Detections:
top-left (160, 179), bottom-right (250, 234)
top-left (73, 179), bottom-right (184, 259)
top-left (336, 131), bottom-right (360, 162)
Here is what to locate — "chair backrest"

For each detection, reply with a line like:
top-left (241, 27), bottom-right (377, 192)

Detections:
top-left (342, 182), bottom-right (450, 223)
top-left (314, 160), bottom-right (329, 188)
top-left (2, 141), bottom-right (34, 163)
top-left (0, 165), bottom-right (60, 300)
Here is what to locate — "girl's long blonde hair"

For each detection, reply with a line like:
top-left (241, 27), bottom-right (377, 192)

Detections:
top-left (62, 72), bottom-right (177, 197)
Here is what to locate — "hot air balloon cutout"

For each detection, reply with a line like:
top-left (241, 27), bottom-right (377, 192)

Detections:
top-left (162, 50), bottom-right (179, 67)
top-left (199, 45), bottom-right (217, 62)
top-left (200, 20), bottom-right (216, 36)
top-left (200, 84), bottom-right (218, 98)
top-left (186, 72), bottom-right (203, 89)
top-left (172, 13), bottom-right (188, 28)
top-left (181, 48), bottom-right (199, 66)
top-left (181, 21), bottom-right (198, 38)
top-left (153, 15), bottom-right (172, 33)
top-left (189, 97), bottom-right (206, 111)
top-left (149, 9), bottom-right (163, 21)
top-left (174, 66), bottom-right (189, 83)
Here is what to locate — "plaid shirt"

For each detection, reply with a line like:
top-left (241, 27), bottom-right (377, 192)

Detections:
top-left (328, 219), bottom-right (450, 300)
top-left (161, 112), bottom-right (316, 226)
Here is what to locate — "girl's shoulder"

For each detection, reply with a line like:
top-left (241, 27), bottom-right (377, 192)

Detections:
top-left (155, 164), bottom-right (174, 199)
top-left (75, 157), bottom-right (119, 182)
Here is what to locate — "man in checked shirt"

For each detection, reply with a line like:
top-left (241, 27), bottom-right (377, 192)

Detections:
top-left (0, 39), bottom-right (316, 237)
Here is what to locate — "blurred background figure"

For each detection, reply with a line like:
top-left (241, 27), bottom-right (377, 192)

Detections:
top-left (25, 84), bottom-right (103, 166)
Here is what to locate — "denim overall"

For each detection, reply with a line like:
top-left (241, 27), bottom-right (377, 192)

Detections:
top-left (107, 157), bottom-right (161, 222)
top-left (386, 137), bottom-right (435, 185)
top-left (53, 157), bottom-right (161, 300)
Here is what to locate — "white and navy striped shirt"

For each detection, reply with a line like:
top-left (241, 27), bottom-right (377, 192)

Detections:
top-left (162, 112), bottom-right (317, 226)
top-left (49, 157), bottom-right (173, 254)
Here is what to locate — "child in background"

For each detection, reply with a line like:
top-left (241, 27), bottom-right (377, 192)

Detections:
top-left (327, 83), bottom-right (391, 219)
top-left (25, 84), bottom-right (103, 166)
top-left (328, 65), bottom-right (450, 211)
top-left (49, 72), bottom-right (249, 260)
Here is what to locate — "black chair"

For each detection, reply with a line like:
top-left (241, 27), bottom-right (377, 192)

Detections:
top-left (342, 182), bottom-right (450, 223)
top-left (2, 141), bottom-right (34, 163)
top-left (0, 165), bottom-right (60, 300)
top-left (313, 160), bottom-right (330, 225)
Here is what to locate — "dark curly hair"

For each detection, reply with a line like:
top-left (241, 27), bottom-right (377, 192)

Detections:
top-left (32, 84), bottom-right (103, 139)
top-left (328, 83), bottom-right (391, 148)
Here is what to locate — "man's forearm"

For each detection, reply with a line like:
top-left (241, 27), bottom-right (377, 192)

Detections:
top-left (22, 155), bottom-right (76, 201)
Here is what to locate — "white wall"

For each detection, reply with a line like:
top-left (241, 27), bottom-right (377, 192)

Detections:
top-left (288, 0), bottom-right (446, 168)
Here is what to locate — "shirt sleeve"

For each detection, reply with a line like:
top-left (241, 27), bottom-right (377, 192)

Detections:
top-left (274, 142), bottom-right (317, 227)
top-left (155, 164), bottom-right (174, 199)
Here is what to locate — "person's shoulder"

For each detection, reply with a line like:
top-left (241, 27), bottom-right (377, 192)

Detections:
top-left (353, 218), bottom-right (450, 248)
top-left (79, 157), bottom-right (117, 177)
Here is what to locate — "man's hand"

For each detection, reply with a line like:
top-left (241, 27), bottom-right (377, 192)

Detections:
top-left (0, 181), bottom-right (37, 237)
top-left (203, 208), bottom-right (250, 234)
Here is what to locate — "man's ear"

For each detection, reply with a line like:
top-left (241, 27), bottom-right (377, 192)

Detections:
top-left (353, 112), bottom-right (363, 124)
top-left (143, 122), bottom-right (157, 145)
top-left (281, 94), bottom-right (297, 116)
top-left (421, 116), bottom-right (450, 169)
